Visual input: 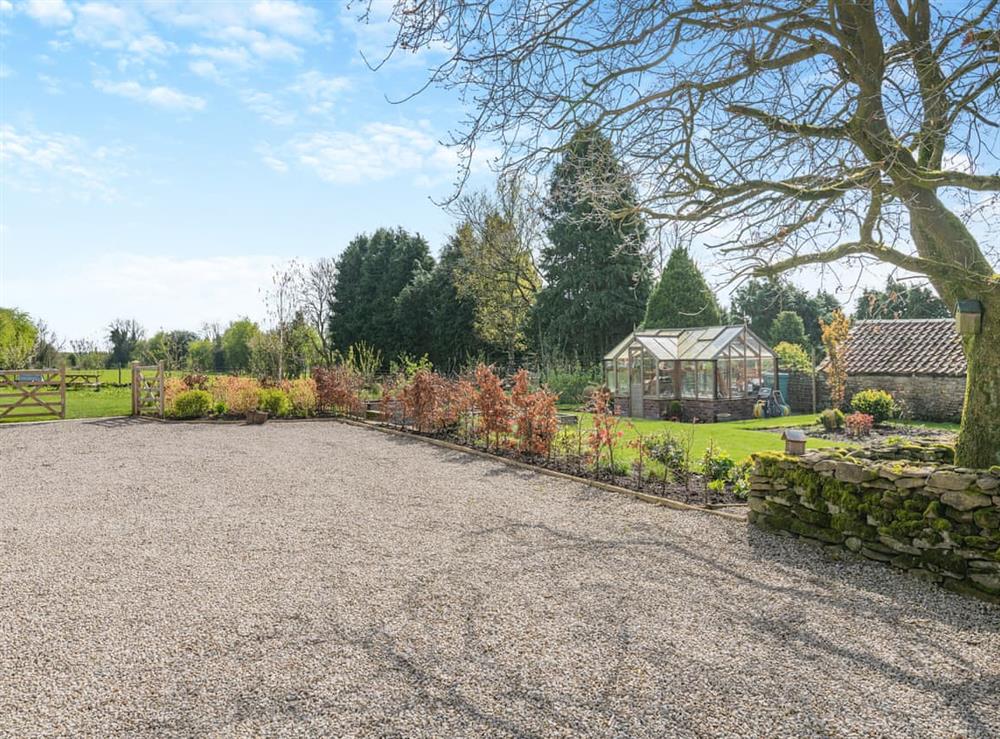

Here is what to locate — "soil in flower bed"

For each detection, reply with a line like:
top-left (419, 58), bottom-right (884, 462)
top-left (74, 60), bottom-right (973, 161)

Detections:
top-left (408, 427), bottom-right (747, 507)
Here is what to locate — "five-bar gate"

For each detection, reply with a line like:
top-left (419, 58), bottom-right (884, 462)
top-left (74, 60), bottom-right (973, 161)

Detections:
top-left (0, 368), bottom-right (66, 421)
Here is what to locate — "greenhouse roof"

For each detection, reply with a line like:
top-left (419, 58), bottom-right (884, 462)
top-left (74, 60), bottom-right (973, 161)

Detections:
top-left (604, 326), bottom-right (774, 362)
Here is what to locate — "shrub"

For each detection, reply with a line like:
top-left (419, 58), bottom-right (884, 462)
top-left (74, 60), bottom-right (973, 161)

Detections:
top-left (171, 389), bottom-right (212, 419)
top-left (182, 373), bottom-right (209, 390)
top-left (313, 366), bottom-right (364, 416)
top-left (400, 368), bottom-right (444, 433)
top-left (163, 377), bottom-right (186, 412)
top-left (543, 369), bottom-right (596, 405)
top-left (729, 460), bottom-right (753, 499)
top-left (511, 369), bottom-right (559, 456)
top-left (850, 388), bottom-right (897, 424)
top-left (283, 377), bottom-right (318, 417)
top-left (257, 388), bottom-right (291, 417)
top-left (845, 411), bottom-right (874, 437)
top-left (773, 342), bottom-right (812, 373)
top-left (701, 441), bottom-right (736, 482)
top-left (645, 432), bottom-right (686, 475)
top-left (209, 375), bottom-right (261, 414)
top-left (475, 364), bottom-right (511, 449)
top-left (587, 386), bottom-right (624, 472)
top-left (818, 408), bottom-right (845, 431)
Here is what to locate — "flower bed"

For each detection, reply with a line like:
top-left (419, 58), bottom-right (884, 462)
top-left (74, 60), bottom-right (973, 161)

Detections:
top-left (161, 364), bottom-right (751, 508)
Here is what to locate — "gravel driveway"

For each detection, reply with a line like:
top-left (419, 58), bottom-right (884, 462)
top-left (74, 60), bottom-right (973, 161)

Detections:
top-left (1, 418), bottom-right (998, 738)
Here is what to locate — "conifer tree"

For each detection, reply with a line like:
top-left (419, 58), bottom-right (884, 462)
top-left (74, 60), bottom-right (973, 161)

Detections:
top-left (643, 248), bottom-right (722, 328)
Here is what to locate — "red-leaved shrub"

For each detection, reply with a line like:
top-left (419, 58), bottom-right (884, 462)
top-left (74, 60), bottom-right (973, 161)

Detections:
top-left (588, 386), bottom-right (624, 471)
top-left (313, 366), bottom-right (364, 416)
top-left (400, 369), bottom-right (443, 433)
top-left (475, 364), bottom-right (511, 449)
top-left (511, 369), bottom-right (559, 456)
top-left (209, 376), bottom-right (261, 414)
top-left (845, 411), bottom-right (874, 437)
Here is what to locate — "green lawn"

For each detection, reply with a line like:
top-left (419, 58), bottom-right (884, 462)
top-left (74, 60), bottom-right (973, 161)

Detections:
top-left (1, 386), bottom-right (132, 424)
top-left (564, 412), bottom-right (853, 467)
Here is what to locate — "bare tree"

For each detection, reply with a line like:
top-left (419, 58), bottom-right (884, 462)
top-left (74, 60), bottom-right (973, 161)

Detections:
top-left (262, 261), bottom-right (301, 381)
top-left (366, 0), bottom-right (1000, 466)
top-left (297, 257), bottom-right (338, 367)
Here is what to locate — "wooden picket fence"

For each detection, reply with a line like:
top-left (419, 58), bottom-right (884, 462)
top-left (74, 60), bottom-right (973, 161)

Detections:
top-left (131, 361), bottom-right (165, 418)
top-left (0, 368), bottom-right (66, 421)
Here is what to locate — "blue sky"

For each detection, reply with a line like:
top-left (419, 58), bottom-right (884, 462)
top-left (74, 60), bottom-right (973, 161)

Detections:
top-left (1, 1), bottom-right (993, 344)
top-left (1, 0), bottom-right (498, 340)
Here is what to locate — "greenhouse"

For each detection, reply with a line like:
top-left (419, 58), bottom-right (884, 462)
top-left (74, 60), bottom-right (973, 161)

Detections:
top-left (602, 326), bottom-right (779, 421)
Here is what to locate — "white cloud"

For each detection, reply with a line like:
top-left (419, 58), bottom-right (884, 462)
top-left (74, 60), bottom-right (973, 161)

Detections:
top-left (126, 33), bottom-right (174, 57)
top-left (0, 123), bottom-right (124, 201)
top-left (188, 59), bottom-right (221, 81)
top-left (38, 72), bottom-right (63, 94)
top-left (0, 0), bottom-right (13, 13)
top-left (250, 0), bottom-right (319, 40)
top-left (10, 253), bottom-right (278, 338)
top-left (0, 64), bottom-right (12, 78)
top-left (94, 79), bottom-right (206, 111)
top-left (278, 122), bottom-right (452, 184)
top-left (72, 1), bottom-right (143, 45)
top-left (256, 144), bottom-right (289, 173)
top-left (291, 70), bottom-right (351, 113)
top-left (241, 90), bottom-right (296, 125)
top-left (188, 43), bottom-right (253, 68)
top-left (24, 0), bottom-right (73, 26)
top-left (214, 26), bottom-right (302, 61)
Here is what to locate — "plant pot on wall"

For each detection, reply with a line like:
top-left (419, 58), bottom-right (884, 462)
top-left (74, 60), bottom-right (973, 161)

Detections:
top-left (246, 409), bottom-right (269, 425)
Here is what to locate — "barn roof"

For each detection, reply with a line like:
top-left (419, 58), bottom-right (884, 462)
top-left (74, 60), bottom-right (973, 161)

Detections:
top-left (832, 319), bottom-right (966, 377)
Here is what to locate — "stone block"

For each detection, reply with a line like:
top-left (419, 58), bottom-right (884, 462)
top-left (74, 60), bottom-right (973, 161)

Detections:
top-left (878, 535), bottom-right (921, 555)
top-left (845, 536), bottom-right (863, 552)
top-left (969, 559), bottom-right (1000, 574)
top-left (835, 461), bottom-right (877, 484)
top-left (972, 508), bottom-right (1000, 530)
top-left (927, 471), bottom-right (978, 492)
top-left (895, 477), bottom-right (926, 490)
top-left (861, 547), bottom-right (895, 563)
top-left (975, 476), bottom-right (998, 491)
top-left (940, 489), bottom-right (993, 512)
top-left (969, 573), bottom-right (1000, 595)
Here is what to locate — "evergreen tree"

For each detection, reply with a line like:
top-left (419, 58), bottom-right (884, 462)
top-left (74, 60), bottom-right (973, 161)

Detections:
top-left (769, 311), bottom-right (808, 347)
top-left (394, 233), bottom-right (486, 370)
top-left (730, 279), bottom-right (840, 347)
top-left (329, 227), bottom-right (434, 360)
top-left (643, 248), bottom-right (722, 328)
top-left (535, 126), bottom-right (651, 364)
top-left (854, 278), bottom-right (950, 320)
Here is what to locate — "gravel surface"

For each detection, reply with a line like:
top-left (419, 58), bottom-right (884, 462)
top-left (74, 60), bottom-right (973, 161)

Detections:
top-left (1, 418), bottom-right (998, 738)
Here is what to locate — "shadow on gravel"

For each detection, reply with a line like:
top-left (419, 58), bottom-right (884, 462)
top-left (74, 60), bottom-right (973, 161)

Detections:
top-left (82, 416), bottom-right (158, 429)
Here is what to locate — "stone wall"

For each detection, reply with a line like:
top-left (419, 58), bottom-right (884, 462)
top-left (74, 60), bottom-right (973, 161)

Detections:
top-left (813, 372), bottom-right (966, 423)
top-left (784, 371), bottom-right (815, 414)
top-left (749, 446), bottom-right (1000, 605)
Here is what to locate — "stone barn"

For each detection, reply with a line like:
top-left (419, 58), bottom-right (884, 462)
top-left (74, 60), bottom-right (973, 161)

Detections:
top-left (821, 318), bottom-right (967, 422)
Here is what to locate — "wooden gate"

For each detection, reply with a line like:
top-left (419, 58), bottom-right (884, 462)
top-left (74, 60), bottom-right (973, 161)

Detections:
top-left (0, 368), bottom-right (66, 421)
top-left (131, 361), bottom-right (165, 417)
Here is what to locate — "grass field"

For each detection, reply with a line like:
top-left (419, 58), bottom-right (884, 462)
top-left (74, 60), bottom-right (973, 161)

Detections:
top-left (1, 386), bottom-right (132, 423)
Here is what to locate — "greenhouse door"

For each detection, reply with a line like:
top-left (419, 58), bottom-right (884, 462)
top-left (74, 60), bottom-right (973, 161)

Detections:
top-left (629, 348), bottom-right (643, 417)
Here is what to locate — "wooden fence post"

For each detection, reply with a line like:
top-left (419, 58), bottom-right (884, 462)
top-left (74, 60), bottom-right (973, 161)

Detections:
top-left (59, 364), bottom-right (66, 419)
top-left (131, 361), bottom-right (139, 416)
top-left (157, 360), bottom-right (165, 418)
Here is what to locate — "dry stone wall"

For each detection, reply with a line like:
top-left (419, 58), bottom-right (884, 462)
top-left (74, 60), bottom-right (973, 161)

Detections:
top-left (749, 444), bottom-right (1000, 605)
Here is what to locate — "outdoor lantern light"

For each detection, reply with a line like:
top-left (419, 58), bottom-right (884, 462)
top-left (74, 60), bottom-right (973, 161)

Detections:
top-left (782, 429), bottom-right (807, 456)
top-left (955, 299), bottom-right (983, 336)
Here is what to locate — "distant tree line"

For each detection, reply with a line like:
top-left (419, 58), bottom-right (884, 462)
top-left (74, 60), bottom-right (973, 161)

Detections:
top-left (2, 126), bottom-right (952, 376)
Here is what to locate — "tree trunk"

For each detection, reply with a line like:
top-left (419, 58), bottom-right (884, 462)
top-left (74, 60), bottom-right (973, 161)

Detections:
top-left (905, 190), bottom-right (998, 469)
top-left (955, 296), bottom-right (1000, 469)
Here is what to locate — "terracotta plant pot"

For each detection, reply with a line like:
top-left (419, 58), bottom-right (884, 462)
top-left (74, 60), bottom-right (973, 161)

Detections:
top-left (246, 409), bottom-right (269, 425)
